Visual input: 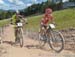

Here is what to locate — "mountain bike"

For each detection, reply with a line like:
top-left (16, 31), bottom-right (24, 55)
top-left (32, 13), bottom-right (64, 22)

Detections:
top-left (15, 22), bottom-right (24, 47)
top-left (39, 24), bottom-right (64, 52)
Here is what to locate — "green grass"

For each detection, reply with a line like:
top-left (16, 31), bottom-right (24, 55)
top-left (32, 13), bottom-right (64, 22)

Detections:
top-left (26, 8), bottom-right (75, 31)
top-left (0, 8), bottom-right (75, 31)
top-left (26, 15), bottom-right (43, 31)
top-left (53, 8), bottom-right (75, 30)
top-left (0, 19), bottom-right (10, 27)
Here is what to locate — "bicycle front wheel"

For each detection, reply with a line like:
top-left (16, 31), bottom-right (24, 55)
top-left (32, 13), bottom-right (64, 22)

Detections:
top-left (18, 28), bottom-right (23, 47)
top-left (38, 33), bottom-right (47, 47)
top-left (48, 30), bottom-right (64, 52)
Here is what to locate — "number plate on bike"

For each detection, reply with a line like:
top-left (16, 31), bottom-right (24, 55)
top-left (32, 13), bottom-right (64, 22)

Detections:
top-left (17, 23), bottom-right (23, 27)
top-left (49, 24), bottom-right (55, 28)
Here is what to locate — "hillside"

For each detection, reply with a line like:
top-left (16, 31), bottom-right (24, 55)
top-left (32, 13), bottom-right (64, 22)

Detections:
top-left (0, 8), bottom-right (75, 30)
top-left (0, 19), bottom-right (10, 27)
top-left (26, 8), bottom-right (75, 31)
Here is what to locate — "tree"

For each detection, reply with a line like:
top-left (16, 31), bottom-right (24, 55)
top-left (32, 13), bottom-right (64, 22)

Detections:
top-left (69, 0), bottom-right (75, 2)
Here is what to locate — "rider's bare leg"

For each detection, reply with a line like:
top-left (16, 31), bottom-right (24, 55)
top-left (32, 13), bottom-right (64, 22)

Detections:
top-left (39, 25), bottom-right (47, 36)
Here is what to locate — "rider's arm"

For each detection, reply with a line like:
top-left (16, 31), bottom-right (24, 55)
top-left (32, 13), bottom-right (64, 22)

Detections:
top-left (22, 18), bottom-right (28, 24)
top-left (18, 15), bottom-right (28, 24)
top-left (18, 15), bottom-right (23, 18)
top-left (50, 14), bottom-right (55, 24)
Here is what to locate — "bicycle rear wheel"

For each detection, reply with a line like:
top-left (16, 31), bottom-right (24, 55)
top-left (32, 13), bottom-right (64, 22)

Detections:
top-left (48, 30), bottom-right (64, 52)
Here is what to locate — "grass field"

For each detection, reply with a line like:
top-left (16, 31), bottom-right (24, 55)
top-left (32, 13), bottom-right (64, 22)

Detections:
top-left (0, 8), bottom-right (75, 31)
top-left (26, 8), bottom-right (75, 31)
top-left (0, 19), bottom-right (10, 27)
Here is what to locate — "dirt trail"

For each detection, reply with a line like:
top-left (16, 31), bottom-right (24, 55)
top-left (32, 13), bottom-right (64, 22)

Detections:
top-left (0, 25), bottom-right (75, 57)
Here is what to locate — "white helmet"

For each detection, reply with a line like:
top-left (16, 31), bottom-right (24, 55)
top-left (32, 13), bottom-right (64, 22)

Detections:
top-left (16, 10), bottom-right (20, 14)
